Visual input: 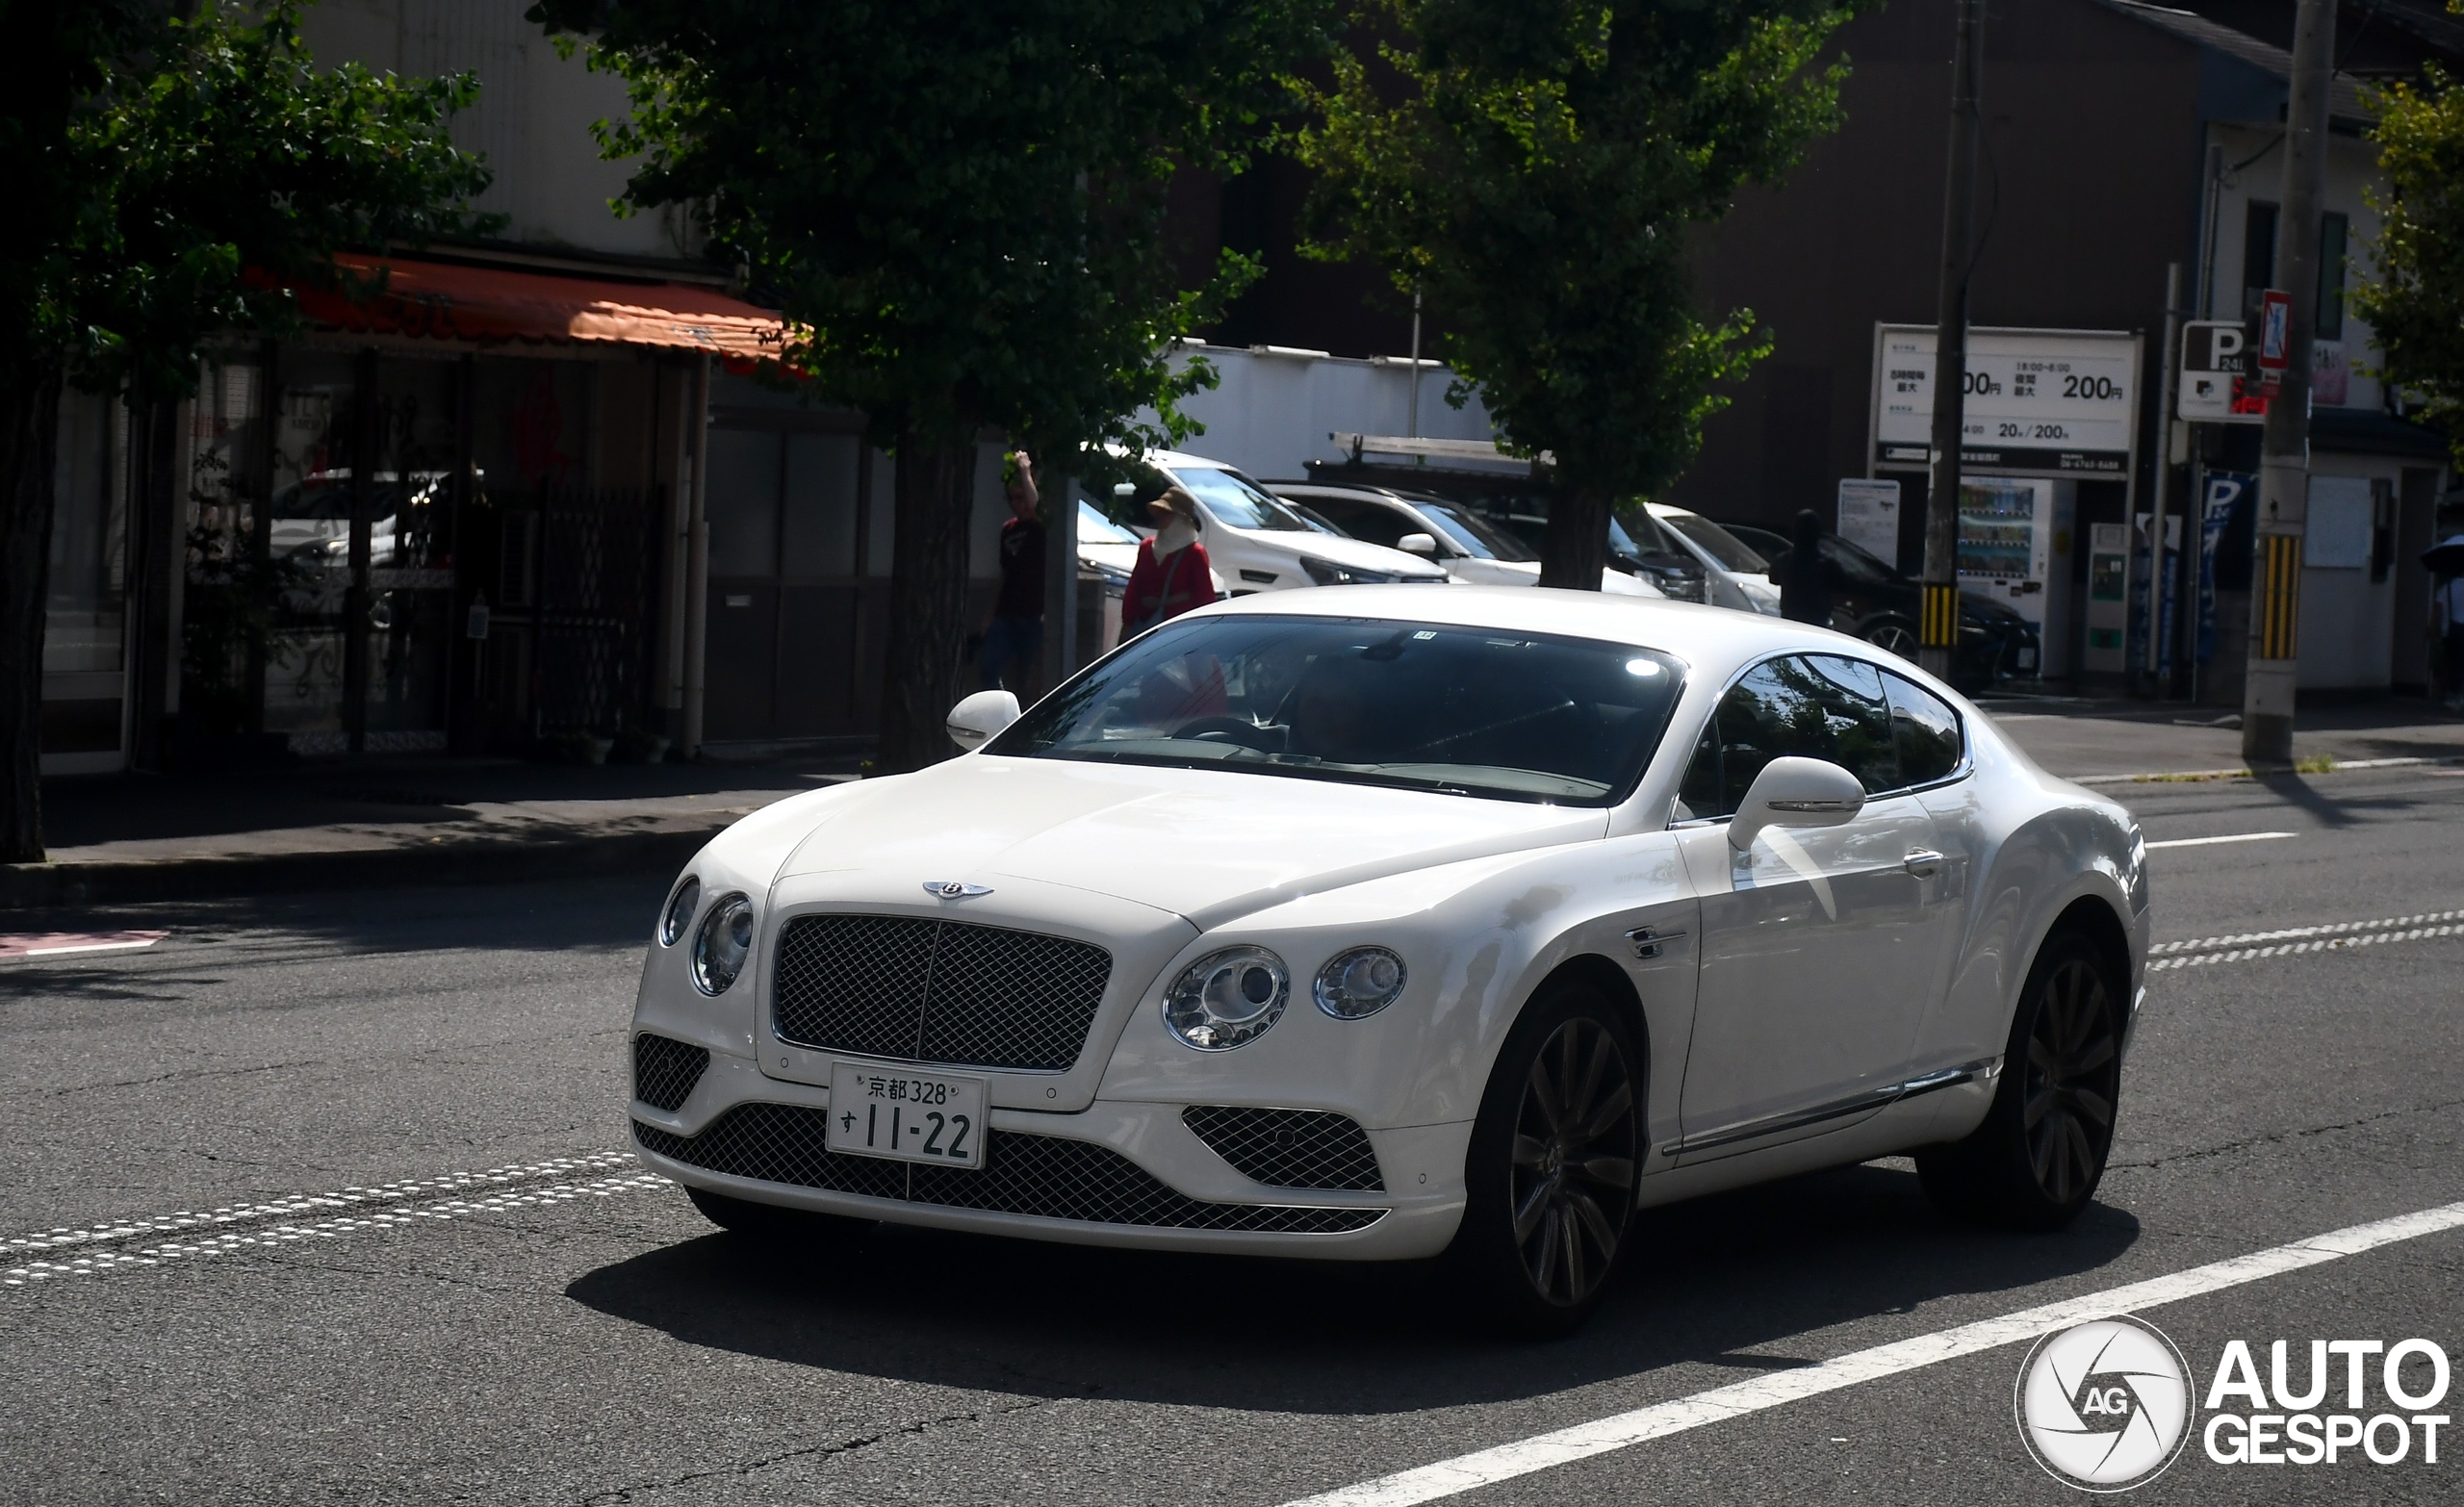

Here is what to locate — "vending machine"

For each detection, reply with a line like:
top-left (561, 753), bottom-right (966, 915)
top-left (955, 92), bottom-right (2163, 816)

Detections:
top-left (1957, 477), bottom-right (2077, 679)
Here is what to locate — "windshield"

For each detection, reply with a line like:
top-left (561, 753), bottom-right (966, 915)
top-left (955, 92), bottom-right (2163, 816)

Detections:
top-left (1657, 510), bottom-right (1768, 573)
top-left (1078, 500), bottom-right (1141, 546)
top-left (1171, 465), bottom-right (1314, 532)
top-left (988, 615), bottom-right (1686, 805)
top-left (1417, 498), bottom-right (1538, 562)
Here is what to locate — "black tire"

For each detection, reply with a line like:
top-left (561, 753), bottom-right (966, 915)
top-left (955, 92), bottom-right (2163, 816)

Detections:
top-left (686, 1186), bottom-right (877, 1243)
top-left (1916, 929), bottom-right (2123, 1230)
top-left (1447, 983), bottom-right (1644, 1338)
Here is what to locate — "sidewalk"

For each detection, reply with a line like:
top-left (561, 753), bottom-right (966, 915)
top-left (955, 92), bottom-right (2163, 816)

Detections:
top-left (1977, 696), bottom-right (2464, 782)
top-left (5, 754), bottom-right (859, 910)
top-left (8, 699), bottom-right (2460, 910)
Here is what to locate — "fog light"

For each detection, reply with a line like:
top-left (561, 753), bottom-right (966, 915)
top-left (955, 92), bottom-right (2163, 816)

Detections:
top-left (1163, 946), bottom-right (1289, 1050)
top-left (1314, 946), bottom-right (1407, 1019)
top-left (692, 893), bottom-right (753, 995)
top-left (659, 875), bottom-right (701, 947)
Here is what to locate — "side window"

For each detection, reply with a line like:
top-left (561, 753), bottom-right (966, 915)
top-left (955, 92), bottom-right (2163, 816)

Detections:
top-left (1311, 497), bottom-right (1409, 549)
top-left (1884, 671), bottom-right (1964, 786)
top-left (1679, 655), bottom-right (1901, 820)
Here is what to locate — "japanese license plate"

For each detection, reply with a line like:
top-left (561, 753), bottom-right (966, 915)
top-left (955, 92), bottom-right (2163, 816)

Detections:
top-left (826, 1062), bottom-right (987, 1169)
top-left (2015, 646), bottom-right (2039, 670)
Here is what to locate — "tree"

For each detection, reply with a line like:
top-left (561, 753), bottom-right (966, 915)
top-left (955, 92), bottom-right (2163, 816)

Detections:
top-left (528, 0), bottom-right (1331, 773)
top-left (1299, 0), bottom-right (1860, 587)
top-left (0, 0), bottom-right (492, 862)
top-left (2356, 64), bottom-right (2464, 468)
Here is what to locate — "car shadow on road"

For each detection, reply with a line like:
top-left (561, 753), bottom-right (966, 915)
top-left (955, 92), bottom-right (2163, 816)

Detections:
top-left (565, 1161), bottom-right (2141, 1414)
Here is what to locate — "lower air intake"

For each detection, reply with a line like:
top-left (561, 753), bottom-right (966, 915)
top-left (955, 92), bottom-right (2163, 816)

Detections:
top-left (634, 1104), bottom-right (1382, 1235)
top-left (1183, 1106), bottom-right (1385, 1191)
top-left (632, 1034), bottom-right (709, 1113)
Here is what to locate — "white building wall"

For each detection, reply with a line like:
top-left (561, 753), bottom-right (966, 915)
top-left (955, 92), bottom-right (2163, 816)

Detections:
top-left (1148, 345), bottom-right (1497, 480)
top-left (300, 0), bottom-right (691, 262)
top-left (2203, 123), bottom-right (2387, 412)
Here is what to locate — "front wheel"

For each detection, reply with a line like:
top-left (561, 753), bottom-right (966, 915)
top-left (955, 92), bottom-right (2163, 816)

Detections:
top-left (1916, 930), bottom-right (2123, 1230)
top-left (1861, 618), bottom-right (1920, 660)
top-left (1448, 984), bottom-right (1643, 1337)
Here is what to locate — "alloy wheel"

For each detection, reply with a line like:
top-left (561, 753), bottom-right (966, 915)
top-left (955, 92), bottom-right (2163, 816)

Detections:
top-left (2021, 958), bottom-right (2119, 1204)
top-left (1865, 622), bottom-right (1919, 660)
top-left (1508, 1017), bottom-right (1639, 1307)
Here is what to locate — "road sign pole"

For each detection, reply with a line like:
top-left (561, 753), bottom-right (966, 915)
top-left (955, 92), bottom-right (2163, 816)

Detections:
top-left (2146, 263), bottom-right (2182, 693)
top-left (2242, 0), bottom-right (2332, 762)
top-left (1921, 0), bottom-right (1985, 680)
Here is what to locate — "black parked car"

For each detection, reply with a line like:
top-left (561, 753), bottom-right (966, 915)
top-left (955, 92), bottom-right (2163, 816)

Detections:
top-left (1719, 523), bottom-right (2040, 687)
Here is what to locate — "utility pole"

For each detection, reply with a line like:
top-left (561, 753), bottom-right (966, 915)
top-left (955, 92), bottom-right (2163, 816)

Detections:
top-left (2243, 0), bottom-right (2334, 762)
top-left (1922, 0), bottom-right (1986, 680)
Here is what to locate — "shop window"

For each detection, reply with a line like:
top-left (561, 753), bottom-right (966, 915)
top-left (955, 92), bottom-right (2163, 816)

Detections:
top-left (2241, 200), bottom-right (2278, 324)
top-left (44, 390), bottom-right (130, 758)
top-left (2318, 212), bottom-right (2348, 341)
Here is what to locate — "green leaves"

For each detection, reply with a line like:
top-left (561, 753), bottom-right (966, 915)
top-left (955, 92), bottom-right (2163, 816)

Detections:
top-left (2356, 65), bottom-right (2464, 467)
top-left (1300, 0), bottom-right (1857, 511)
top-left (531, 0), bottom-right (1332, 458)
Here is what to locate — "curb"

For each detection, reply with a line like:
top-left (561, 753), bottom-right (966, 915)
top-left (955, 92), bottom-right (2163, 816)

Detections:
top-left (0, 827), bottom-right (717, 912)
top-left (2070, 754), bottom-right (2462, 786)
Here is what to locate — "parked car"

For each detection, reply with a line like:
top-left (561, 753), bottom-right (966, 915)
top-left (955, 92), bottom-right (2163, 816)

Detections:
top-left (1718, 522), bottom-right (2040, 685)
top-left (630, 586), bottom-right (2146, 1333)
top-left (1113, 450), bottom-right (1450, 594)
top-left (1634, 503), bottom-right (1784, 616)
top-left (267, 469), bottom-right (454, 565)
top-left (1266, 481), bottom-right (1657, 597)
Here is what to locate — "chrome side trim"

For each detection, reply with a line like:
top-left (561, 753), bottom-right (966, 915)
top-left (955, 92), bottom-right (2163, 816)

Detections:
top-left (1657, 1057), bottom-right (1999, 1158)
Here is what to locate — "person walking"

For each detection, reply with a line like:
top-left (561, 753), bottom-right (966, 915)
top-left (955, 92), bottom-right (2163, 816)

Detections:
top-left (977, 449), bottom-right (1045, 692)
top-left (1775, 507), bottom-right (1834, 626)
top-left (1119, 486), bottom-right (1218, 645)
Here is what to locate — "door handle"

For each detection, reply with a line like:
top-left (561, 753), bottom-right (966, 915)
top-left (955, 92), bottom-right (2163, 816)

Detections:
top-left (1904, 850), bottom-right (1945, 879)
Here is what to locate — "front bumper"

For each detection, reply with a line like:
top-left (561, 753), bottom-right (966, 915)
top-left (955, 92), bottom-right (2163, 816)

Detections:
top-left (631, 1045), bottom-right (1472, 1261)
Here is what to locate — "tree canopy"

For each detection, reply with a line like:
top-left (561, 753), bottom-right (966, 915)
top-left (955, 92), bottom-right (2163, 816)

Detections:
top-left (1299, 0), bottom-right (1861, 586)
top-left (530, 0), bottom-right (1336, 770)
top-left (2357, 64), bottom-right (2464, 468)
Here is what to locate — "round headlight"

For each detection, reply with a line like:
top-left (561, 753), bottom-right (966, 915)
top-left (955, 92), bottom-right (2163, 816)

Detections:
top-left (659, 876), bottom-right (701, 947)
top-left (691, 893), bottom-right (753, 995)
top-left (1163, 946), bottom-right (1289, 1051)
top-left (1314, 946), bottom-right (1407, 1019)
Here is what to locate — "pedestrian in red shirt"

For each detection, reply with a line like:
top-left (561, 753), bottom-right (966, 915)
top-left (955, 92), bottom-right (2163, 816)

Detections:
top-left (976, 449), bottom-right (1045, 691)
top-left (1119, 486), bottom-right (1218, 645)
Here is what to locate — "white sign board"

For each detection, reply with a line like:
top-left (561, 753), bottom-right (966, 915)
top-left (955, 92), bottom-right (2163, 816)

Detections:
top-left (2304, 475), bottom-right (2374, 569)
top-left (1835, 477), bottom-right (1902, 563)
top-left (1872, 325), bottom-right (2140, 474)
top-left (2179, 319), bottom-right (2267, 423)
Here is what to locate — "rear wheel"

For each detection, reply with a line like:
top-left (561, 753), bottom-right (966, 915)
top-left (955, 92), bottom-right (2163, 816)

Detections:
top-left (686, 1186), bottom-right (877, 1243)
top-left (1448, 984), bottom-right (1643, 1337)
top-left (1916, 930), bottom-right (2123, 1230)
top-left (1862, 618), bottom-right (1920, 660)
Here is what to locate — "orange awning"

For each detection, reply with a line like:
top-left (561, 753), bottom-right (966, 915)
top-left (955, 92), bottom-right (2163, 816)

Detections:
top-left (274, 253), bottom-right (791, 363)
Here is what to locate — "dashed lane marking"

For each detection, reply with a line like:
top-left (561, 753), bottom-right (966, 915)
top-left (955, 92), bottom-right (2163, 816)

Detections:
top-left (0, 1150), bottom-right (636, 1261)
top-left (2147, 907), bottom-right (2464, 970)
top-left (2143, 830), bottom-right (2295, 850)
top-left (1, 1171), bottom-right (669, 1289)
top-left (1278, 1199), bottom-right (2464, 1507)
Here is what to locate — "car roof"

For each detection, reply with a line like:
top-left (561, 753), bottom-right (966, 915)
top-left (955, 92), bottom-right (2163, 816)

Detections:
top-left (1171, 582), bottom-right (1911, 678)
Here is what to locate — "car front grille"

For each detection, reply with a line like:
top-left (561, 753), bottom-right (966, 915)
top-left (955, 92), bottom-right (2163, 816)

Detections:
top-left (633, 1105), bottom-right (1383, 1235)
top-left (772, 914), bottom-right (1112, 1073)
top-left (1183, 1106), bottom-right (1385, 1191)
top-left (632, 1034), bottom-right (709, 1112)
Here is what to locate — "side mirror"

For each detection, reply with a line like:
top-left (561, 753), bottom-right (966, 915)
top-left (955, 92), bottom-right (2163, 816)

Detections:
top-left (1397, 531), bottom-right (1440, 557)
top-left (945, 689), bottom-right (1020, 753)
top-left (1727, 755), bottom-right (1865, 852)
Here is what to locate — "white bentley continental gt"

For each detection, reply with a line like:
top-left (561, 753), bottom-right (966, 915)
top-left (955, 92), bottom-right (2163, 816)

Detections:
top-left (629, 587), bottom-right (2148, 1332)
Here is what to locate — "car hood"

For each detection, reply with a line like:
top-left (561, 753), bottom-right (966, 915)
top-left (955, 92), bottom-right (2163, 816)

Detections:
top-left (775, 755), bottom-right (1605, 930)
top-left (1222, 525), bottom-right (1449, 581)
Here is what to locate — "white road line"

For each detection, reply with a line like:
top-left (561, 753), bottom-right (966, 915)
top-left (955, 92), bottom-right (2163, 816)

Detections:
top-left (2149, 923), bottom-right (2464, 971)
top-left (2148, 907), bottom-right (2464, 958)
top-left (1279, 1199), bottom-right (2464, 1507)
top-left (0, 1150), bottom-right (636, 1260)
top-left (1, 1170), bottom-right (669, 1289)
top-left (2143, 830), bottom-right (2295, 850)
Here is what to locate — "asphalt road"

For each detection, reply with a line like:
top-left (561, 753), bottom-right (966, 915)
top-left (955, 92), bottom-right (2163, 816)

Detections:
top-left (4, 764), bottom-right (2462, 1505)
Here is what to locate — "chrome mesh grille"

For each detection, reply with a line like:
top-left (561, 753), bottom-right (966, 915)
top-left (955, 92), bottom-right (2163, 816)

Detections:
top-left (631, 1034), bottom-right (709, 1113)
top-left (772, 914), bottom-right (1112, 1072)
top-left (1183, 1107), bottom-right (1385, 1191)
top-left (634, 1106), bottom-right (1382, 1235)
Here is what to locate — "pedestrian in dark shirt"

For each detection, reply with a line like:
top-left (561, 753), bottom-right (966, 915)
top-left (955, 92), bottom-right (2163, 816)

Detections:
top-left (978, 449), bottom-right (1045, 692)
top-left (1775, 507), bottom-right (1834, 626)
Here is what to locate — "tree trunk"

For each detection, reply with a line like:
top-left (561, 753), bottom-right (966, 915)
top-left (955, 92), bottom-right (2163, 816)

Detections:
top-left (0, 354), bottom-right (64, 862)
top-left (872, 430), bottom-right (980, 775)
top-left (1537, 485), bottom-right (1611, 590)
